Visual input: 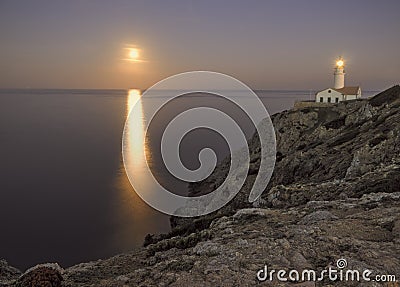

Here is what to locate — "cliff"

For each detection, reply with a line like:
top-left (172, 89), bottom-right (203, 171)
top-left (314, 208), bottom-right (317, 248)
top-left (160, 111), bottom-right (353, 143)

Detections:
top-left (2, 86), bottom-right (400, 287)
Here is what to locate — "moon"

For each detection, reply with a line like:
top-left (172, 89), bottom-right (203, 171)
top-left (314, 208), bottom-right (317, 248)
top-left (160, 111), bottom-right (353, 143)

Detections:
top-left (129, 48), bottom-right (139, 60)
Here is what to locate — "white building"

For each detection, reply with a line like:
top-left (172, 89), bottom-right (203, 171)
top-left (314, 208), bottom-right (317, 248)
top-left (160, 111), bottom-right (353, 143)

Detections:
top-left (315, 58), bottom-right (361, 103)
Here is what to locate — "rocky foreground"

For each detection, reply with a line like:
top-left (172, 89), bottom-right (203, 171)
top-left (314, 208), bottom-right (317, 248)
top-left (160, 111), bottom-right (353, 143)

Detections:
top-left (1, 86), bottom-right (400, 286)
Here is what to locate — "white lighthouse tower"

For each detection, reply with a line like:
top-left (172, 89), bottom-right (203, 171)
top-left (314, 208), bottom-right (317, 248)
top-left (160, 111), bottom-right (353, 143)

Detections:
top-left (333, 58), bottom-right (345, 89)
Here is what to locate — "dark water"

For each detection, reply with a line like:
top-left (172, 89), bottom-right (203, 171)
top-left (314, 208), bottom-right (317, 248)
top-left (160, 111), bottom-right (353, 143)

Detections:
top-left (0, 89), bottom-right (376, 270)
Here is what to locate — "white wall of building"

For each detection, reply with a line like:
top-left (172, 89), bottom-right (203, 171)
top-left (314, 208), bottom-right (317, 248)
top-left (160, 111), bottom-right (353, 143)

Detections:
top-left (315, 89), bottom-right (343, 103)
top-left (315, 87), bottom-right (361, 103)
top-left (345, 94), bottom-right (358, 101)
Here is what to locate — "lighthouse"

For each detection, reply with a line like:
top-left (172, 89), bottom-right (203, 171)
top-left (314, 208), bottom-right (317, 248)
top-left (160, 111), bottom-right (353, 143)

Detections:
top-left (313, 57), bottom-right (361, 103)
top-left (295, 57), bottom-right (362, 108)
top-left (334, 58), bottom-right (345, 89)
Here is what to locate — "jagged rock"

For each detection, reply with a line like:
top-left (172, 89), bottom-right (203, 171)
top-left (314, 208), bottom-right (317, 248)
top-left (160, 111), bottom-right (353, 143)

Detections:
top-left (60, 187), bottom-right (399, 286)
top-left (232, 208), bottom-right (272, 220)
top-left (369, 85), bottom-right (400, 107)
top-left (298, 210), bottom-right (338, 225)
top-left (0, 259), bottom-right (21, 286)
top-left (192, 241), bottom-right (222, 256)
top-left (9, 86), bottom-right (400, 286)
top-left (16, 264), bottom-right (63, 287)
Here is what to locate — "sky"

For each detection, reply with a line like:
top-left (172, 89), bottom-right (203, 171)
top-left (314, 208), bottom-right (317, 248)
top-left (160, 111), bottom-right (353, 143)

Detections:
top-left (0, 0), bottom-right (399, 90)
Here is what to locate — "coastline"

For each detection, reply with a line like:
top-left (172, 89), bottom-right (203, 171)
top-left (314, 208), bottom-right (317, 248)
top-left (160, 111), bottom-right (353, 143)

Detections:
top-left (2, 85), bottom-right (400, 286)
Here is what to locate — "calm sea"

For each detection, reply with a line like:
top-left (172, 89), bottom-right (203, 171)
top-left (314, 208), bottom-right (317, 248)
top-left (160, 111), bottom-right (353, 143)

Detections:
top-left (0, 89), bottom-right (377, 270)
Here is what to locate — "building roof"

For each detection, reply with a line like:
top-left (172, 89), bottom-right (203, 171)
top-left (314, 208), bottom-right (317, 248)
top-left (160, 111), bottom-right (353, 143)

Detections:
top-left (315, 86), bottom-right (360, 95)
top-left (334, 86), bottom-right (360, 95)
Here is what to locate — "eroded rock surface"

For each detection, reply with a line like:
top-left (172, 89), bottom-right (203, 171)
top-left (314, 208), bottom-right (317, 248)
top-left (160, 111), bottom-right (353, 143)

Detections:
top-left (2, 86), bottom-right (400, 286)
top-left (0, 260), bottom-right (20, 287)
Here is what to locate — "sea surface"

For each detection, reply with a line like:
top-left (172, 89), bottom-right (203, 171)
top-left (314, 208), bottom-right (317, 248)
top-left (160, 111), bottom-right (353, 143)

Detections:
top-left (0, 89), bottom-right (377, 270)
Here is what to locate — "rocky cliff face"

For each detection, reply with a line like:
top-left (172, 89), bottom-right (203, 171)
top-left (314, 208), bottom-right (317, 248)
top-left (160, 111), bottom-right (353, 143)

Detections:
top-left (0, 260), bottom-right (20, 286)
top-left (191, 85), bottom-right (400, 193)
top-left (2, 86), bottom-right (400, 286)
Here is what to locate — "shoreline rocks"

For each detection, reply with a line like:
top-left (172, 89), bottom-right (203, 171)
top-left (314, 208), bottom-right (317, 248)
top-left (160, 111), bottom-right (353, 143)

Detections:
top-left (2, 85), bottom-right (400, 286)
